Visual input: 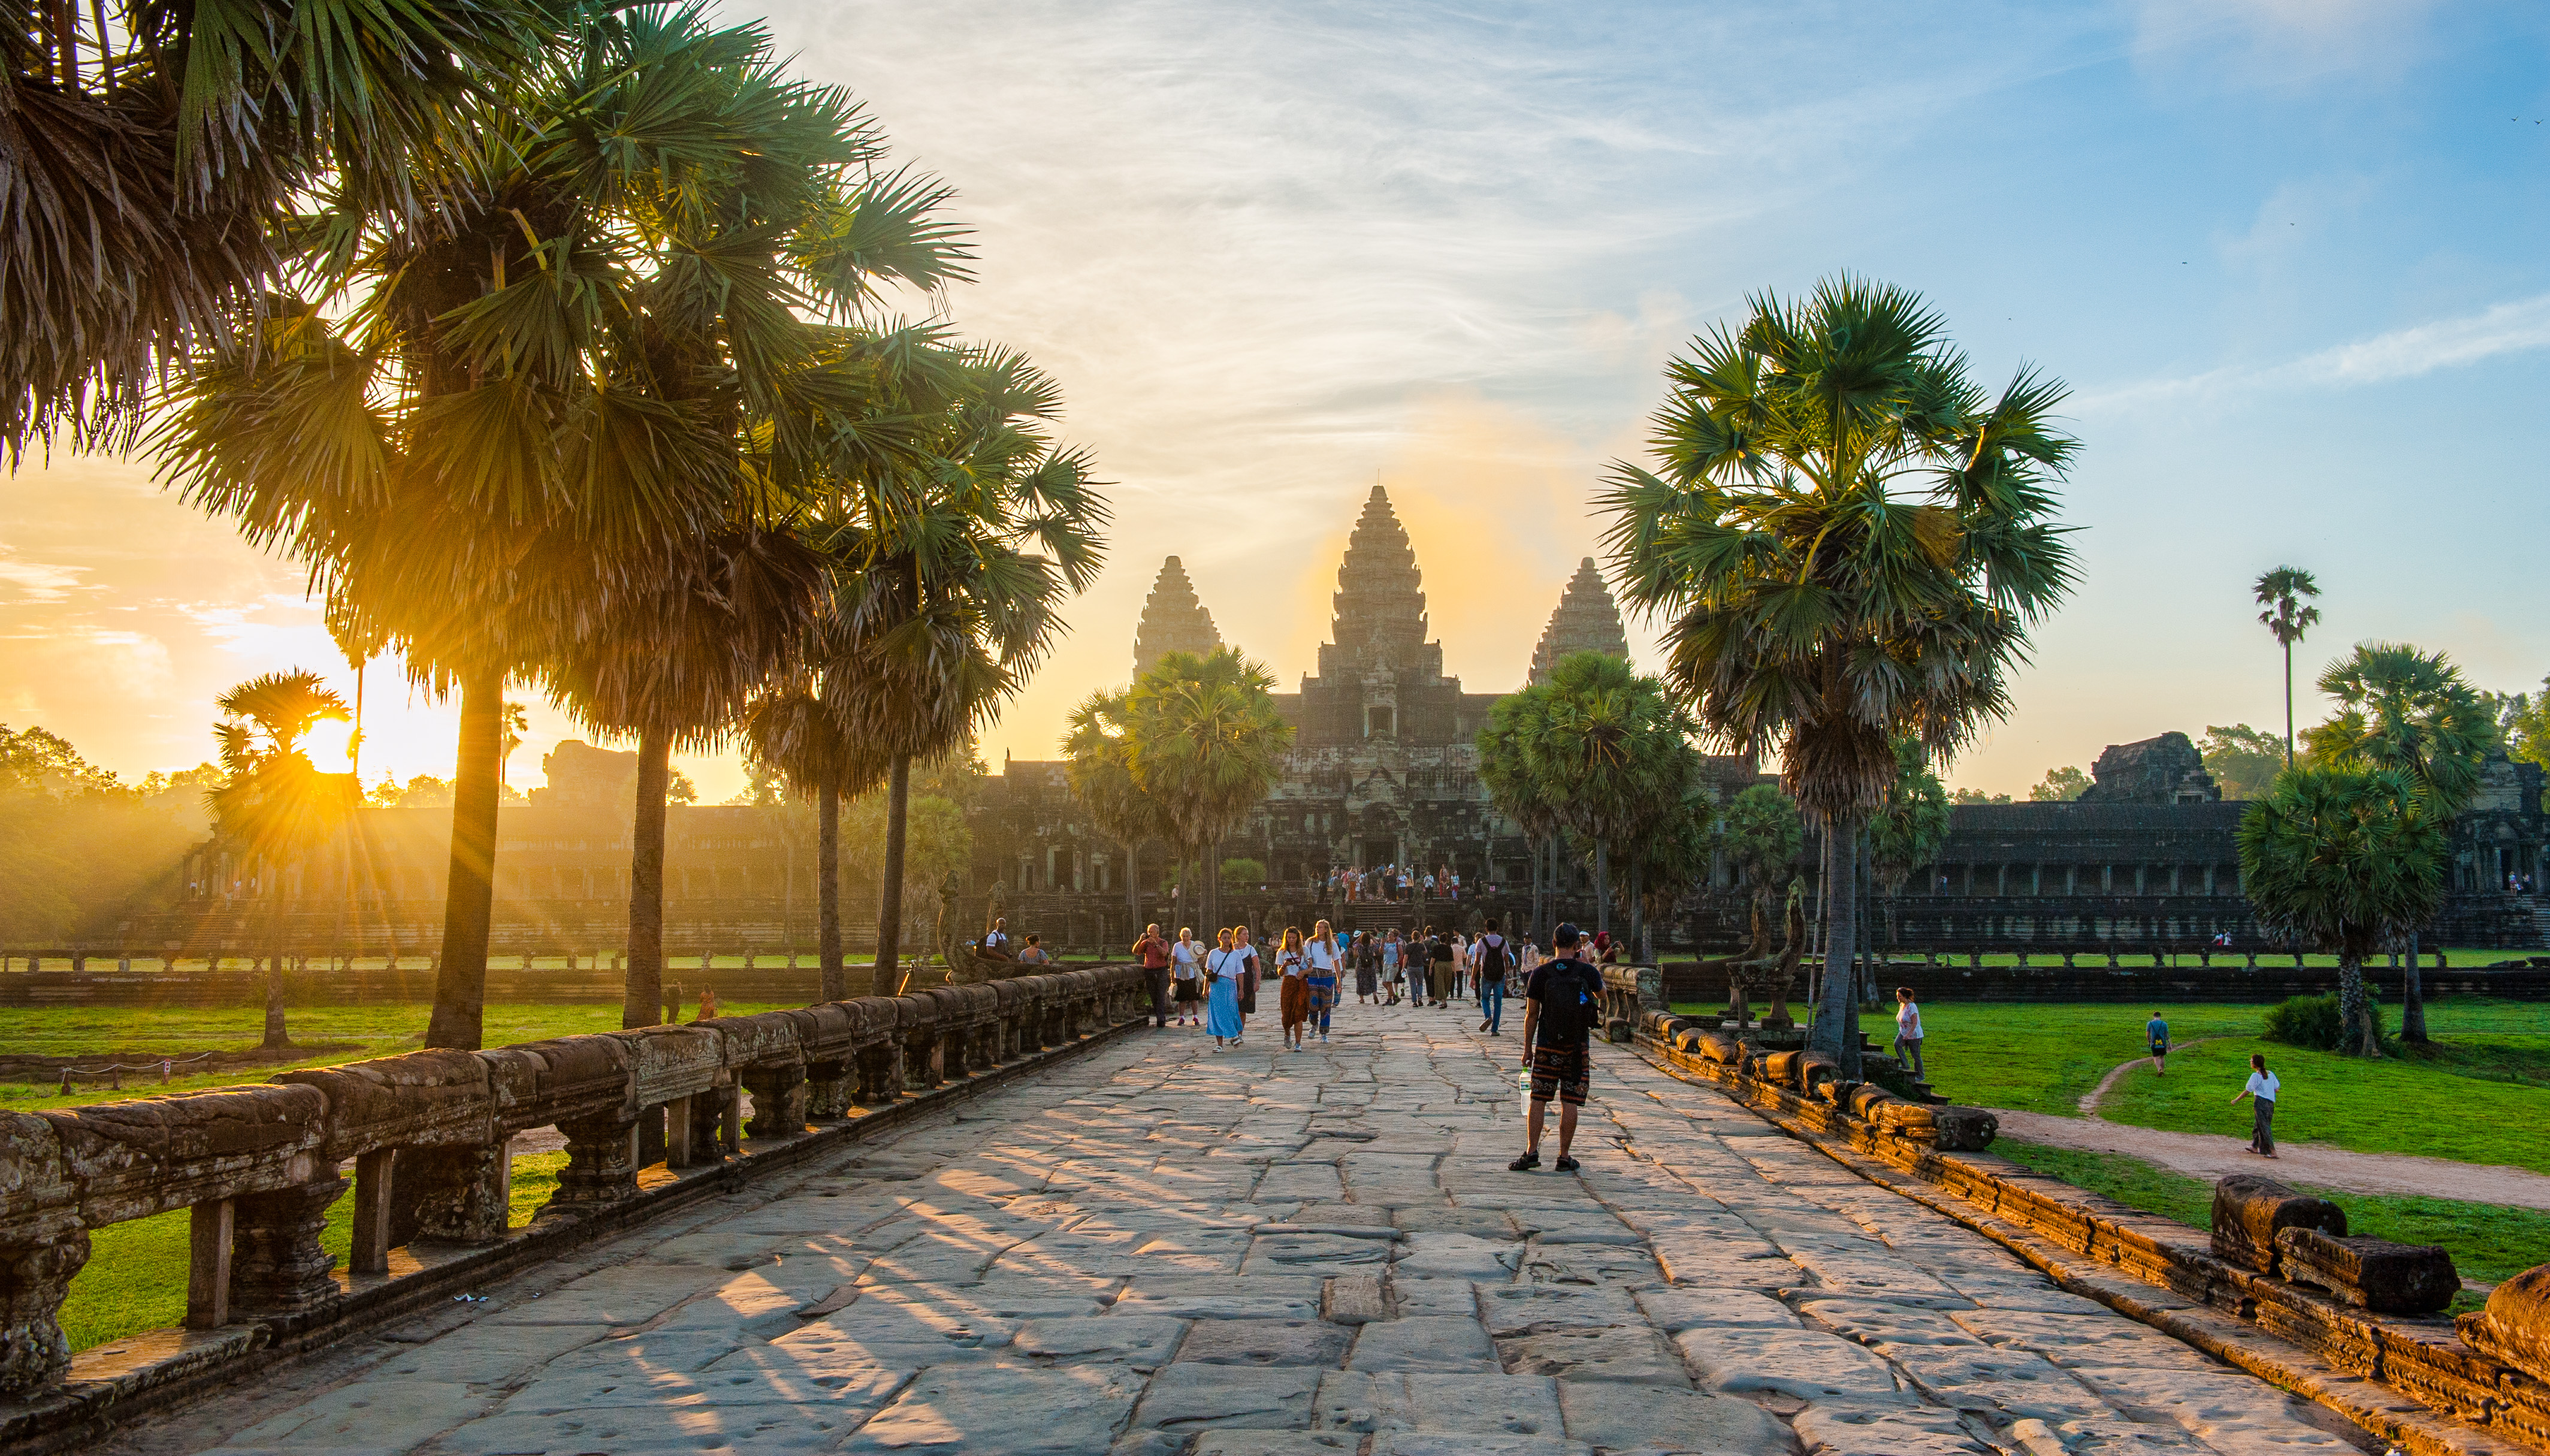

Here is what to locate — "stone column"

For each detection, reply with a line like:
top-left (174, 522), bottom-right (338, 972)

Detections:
top-left (0, 1230), bottom-right (89, 1397)
top-left (804, 1061), bottom-right (855, 1120)
top-left (740, 1066), bottom-right (808, 1140)
top-left (548, 1114), bottom-right (641, 1211)
top-left (230, 1174), bottom-right (348, 1318)
top-left (685, 1091), bottom-right (728, 1162)
top-left (856, 1042), bottom-right (904, 1105)
top-left (391, 1143), bottom-right (511, 1246)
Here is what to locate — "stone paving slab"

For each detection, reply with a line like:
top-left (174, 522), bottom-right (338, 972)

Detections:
top-left (96, 1014), bottom-right (2391, 1455)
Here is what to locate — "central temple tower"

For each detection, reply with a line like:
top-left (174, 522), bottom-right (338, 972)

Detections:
top-left (1287, 486), bottom-right (1475, 745)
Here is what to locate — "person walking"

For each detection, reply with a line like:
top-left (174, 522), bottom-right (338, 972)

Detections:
top-left (1448, 931), bottom-right (1470, 1000)
top-left (1353, 931), bottom-right (1379, 1004)
top-left (2235, 1052), bottom-right (2279, 1156)
top-left (1511, 923), bottom-right (1599, 1173)
top-left (1475, 917), bottom-right (1510, 1035)
top-left (1234, 926), bottom-right (1261, 1038)
top-left (1171, 928), bottom-right (1205, 1026)
top-left (1381, 930), bottom-right (1403, 1005)
top-left (1307, 919), bottom-right (1340, 1043)
top-left (1134, 923), bottom-right (1173, 1028)
top-left (1428, 928), bottom-right (1455, 1007)
top-left (2146, 1010), bottom-right (2170, 1076)
top-left (1276, 926), bottom-right (1311, 1051)
top-left (1892, 986), bottom-right (1925, 1080)
top-left (1204, 929), bottom-right (1243, 1049)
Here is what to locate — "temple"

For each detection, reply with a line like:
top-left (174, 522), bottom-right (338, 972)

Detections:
top-left (139, 485), bottom-right (2547, 960)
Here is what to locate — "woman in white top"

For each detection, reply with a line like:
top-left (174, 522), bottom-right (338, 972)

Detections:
top-left (1306, 920), bottom-right (1340, 1043)
top-left (1204, 929), bottom-right (1243, 1046)
top-left (1892, 987), bottom-right (1924, 1080)
top-left (1170, 929), bottom-right (1203, 1026)
top-left (2234, 1052), bottom-right (2279, 1157)
top-left (1448, 932), bottom-right (1469, 999)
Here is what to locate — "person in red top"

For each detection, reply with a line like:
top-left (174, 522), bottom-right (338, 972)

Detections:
top-left (1132, 923), bottom-right (1173, 1028)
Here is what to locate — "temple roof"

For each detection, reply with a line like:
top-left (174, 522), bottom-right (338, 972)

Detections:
top-left (1132, 555), bottom-right (1223, 678)
top-left (1527, 557), bottom-right (1630, 685)
top-left (1327, 485), bottom-right (1429, 666)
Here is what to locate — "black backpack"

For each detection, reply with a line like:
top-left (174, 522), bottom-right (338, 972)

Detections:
top-left (1537, 959), bottom-right (1600, 1043)
top-left (1478, 937), bottom-right (1508, 975)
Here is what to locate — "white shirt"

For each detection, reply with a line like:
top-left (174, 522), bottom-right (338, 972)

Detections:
top-left (1207, 948), bottom-right (1238, 978)
top-left (1171, 942), bottom-right (1200, 978)
top-left (1307, 939), bottom-right (1338, 972)
top-left (2246, 1071), bottom-right (2280, 1102)
top-left (1896, 1001), bottom-right (1922, 1038)
top-left (1278, 947), bottom-right (1306, 978)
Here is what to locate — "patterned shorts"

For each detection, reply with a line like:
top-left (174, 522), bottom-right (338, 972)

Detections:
top-left (1528, 1041), bottom-right (1589, 1106)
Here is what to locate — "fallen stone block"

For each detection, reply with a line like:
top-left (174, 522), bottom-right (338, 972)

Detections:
top-left (1690, 1032), bottom-right (1744, 1064)
top-left (1845, 1084), bottom-right (1898, 1120)
top-left (2457, 1263), bottom-right (2550, 1378)
top-left (2209, 1175), bottom-right (2343, 1275)
top-left (1930, 1106), bottom-right (1998, 1152)
top-left (2268, 1228), bottom-right (2456, 1313)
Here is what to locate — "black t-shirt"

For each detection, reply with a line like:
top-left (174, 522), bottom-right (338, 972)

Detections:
top-left (1526, 956), bottom-right (1597, 1050)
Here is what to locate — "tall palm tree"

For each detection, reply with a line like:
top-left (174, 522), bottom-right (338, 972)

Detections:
top-left (155, 6), bottom-right (973, 1047)
top-left (1601, 275), bottom-right (2079, 1072)
top-left (206, 671), bottom-right (362, 1049)
top-left (1479, 693), bottom-right (1568, 937)
top-left (549, 529), bottom-right (830, 1028)
top-left (744, 688), bottom-right (887, 1001)
top-left (2301, 642), bottom-right (2497, 1042)
top-left (2254, 567), bottom-right (2322, 769)
top-left (2237, 765), bottom-right (2445, 1057)
top-left (1498, 652), bottom-right (1699, 939)
top-left (1126, 649), bottom-right (1293, 937)
top-left (820, 348), bottom-right (1108, 994)
top-left (0, 0), bottom-right (546, 457)
top-left (1720, 783), bottom-right (1803, 961)
top-left (1064, 688), bottom-right (1170, 936)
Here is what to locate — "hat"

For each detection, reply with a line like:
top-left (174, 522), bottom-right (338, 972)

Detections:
top-left (1553, 922), bottom-right (1581, 948)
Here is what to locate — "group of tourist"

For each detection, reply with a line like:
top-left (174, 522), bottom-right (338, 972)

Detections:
top-left (1327, 863), bottom-right (1469, 902)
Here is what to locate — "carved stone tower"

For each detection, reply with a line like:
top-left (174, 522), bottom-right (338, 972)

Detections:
top-left (1527, 557), bottom-right (1631, 685)
top-left (1131, 555), bottom-right (1223, 679)
top-left (1319, 485), bottom-right (1440, 681)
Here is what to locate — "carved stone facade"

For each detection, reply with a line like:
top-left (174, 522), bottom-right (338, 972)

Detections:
top-left (1529, 557), bottom-right (1631, 685)
top-left (1131, 555), bottom-right (1222, 679)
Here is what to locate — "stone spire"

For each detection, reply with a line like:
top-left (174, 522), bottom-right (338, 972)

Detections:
top-left (1132, 555), bottom-right (1223, 678)
top-left (1528, 557), bottom-right (1630, 685)
top-left (1327, 485), bottom-right (1430, 666)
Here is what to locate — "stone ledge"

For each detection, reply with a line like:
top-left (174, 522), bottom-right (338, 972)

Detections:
top-left (1630, 1026), bottom-right (2550, 1456)
top-left (0, 1016), bottom-right (1143, 1456)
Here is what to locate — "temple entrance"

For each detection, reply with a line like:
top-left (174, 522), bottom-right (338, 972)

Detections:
top-left (1359, 839), bottom-right (1395, 869)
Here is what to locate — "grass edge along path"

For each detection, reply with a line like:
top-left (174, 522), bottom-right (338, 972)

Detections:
top-left (1996, 1138), bottom-right (2550, 1313)
top-left (58, 1153), bottom-right (568, 1355)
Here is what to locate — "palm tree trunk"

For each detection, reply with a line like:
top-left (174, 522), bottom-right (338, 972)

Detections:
top-left (1125, 838), bottom-right (1140, 937)
top-left (2401, 932), bottom-right (2427, 1043)
top-left (1630, 859), bottom-right (1646, 963)
top-left (1811, 815), bottom-right (1863, 1075)
top-left (2283, 640), bottom-right (2295, 769)
top-left (817, 775), bottom-right (843, 1002)
top-left (1593, 838), bottom-right (1611, 937)
top-left (871, 756), bottom-right (911, 997)
top-left (425, 663), bottom-right (504, 1049)
top-left (2337, 948), bottom-right (2376, 1056)
top-left (622, 729), bottom-right (672, 1029)
top-left (263, 870), bottom-right (289, 1050)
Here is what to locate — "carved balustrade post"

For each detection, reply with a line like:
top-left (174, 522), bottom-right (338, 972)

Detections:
top-left (740, 1066), bottom-right (808, 1140)
top-left (391, 1143), bottom-right (512, 1246)
top-left (0, 1229), bottom-right (89, 1396)
top-left (548, 1114), bottom-right (642, 1211)
top-left (804, 1060), bottom-right (856, 1120)
top-left (231, 1174), bottom-right (348, 1318)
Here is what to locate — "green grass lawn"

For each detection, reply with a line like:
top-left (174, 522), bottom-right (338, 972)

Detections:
top-left (1996, 1138), bottom-right (2550, 1310)
top-left (59, 1151), bottom-right (567, 1355)
top-left (0, 1002), bottom-right (802, 1113)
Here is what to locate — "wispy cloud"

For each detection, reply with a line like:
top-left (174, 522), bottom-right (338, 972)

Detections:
top-left (2078, 291), bottom-right (2550, 413)
top-left (0, 546), bottom-right (88, 605)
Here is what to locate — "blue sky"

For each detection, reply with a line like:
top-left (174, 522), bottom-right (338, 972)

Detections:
top-left (3, 0), bottom-right (2545, 798)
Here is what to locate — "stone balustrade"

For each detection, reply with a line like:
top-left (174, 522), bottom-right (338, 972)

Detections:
top-left (0, 965), bottom-right (1147, 1404)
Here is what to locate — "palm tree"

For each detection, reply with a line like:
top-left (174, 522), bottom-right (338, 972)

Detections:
top-left (206, 672), bottom-right (362, 1049)
top-left (1602, 275), bottom-right (2079, 1073)
top-left (1501, 653), bottom-right (1701, 940)
top-left (1064, 688), bottom-right (1170, 936)
top-left (549, 530), bottom-right (830, 1028)
top-left (1720, 784), bottom-right (1804, 962)
top-left (155, 6), bottom-right (974, 1047)
top-left (820, 349), bottom-right (1108, 994)
top-left (2301, 642), bottom-right (2497, 1042)
top-left (1126, 649), bottom-right (1294, 937)
top-left (2237, 765), bottom-right (2446, 1056)
top-left (2254, 567), bottom-right (2322, 769)
top-left (0, 0), bottom-right (546, 457)
top-left (744, 688), bottom-right (887, 1001)
top-left (1479, 694), bottom-right (1569, 938)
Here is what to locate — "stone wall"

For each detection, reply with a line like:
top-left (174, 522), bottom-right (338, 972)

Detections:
top-left (0, 965), bottom-right (1150, 1448)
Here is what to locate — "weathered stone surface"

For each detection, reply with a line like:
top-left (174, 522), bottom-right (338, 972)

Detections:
top-left (2273, 1227), bottom-right (2458, 1312)
top-left (1322, 1273), bottom-right (1388, 1325)
top-left (1555, 1381), bottom-right (1791, 1454)
top-left (1346, 1315), bottom-right (1498, 1372)
top-left (2210, 1174), bottom-right (2344, 1274)
top-left (1498, 1325), bottom-right (1690, 1385)
top-left (1013, 1315), bottom-right (1188, 1367)
top-left (1313, 1371), bottom-right (1566, 1437)
top-left (845, 1363), bottom-right (1148, 1454)
top-left (1179, 1318), bottom-right (1352, 1367)
top-left (1930, 1105), bottom-right (1998, 1152)
top-left (1131, 1363), bottom-right (1321, 1430)
top-left (2459, 1262), bottom-right (2550, 1377)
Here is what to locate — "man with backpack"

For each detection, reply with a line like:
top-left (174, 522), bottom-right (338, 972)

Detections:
top-left (1474, 917), bottom-right (1510, 1034)
top-left (1511, 923), bottom-right (1599, 1173)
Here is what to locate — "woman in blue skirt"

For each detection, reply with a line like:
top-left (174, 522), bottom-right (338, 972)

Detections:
top-left (1205, 928), bottom-right (1244, 1047)
top-left (1306, 919), bottom-right (1341, 1043)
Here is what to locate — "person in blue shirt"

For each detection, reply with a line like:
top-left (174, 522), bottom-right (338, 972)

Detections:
top-left (2146, 1012), bottom-right (2170, 1076)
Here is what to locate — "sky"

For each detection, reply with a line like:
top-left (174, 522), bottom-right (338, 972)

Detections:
top-left (4, 0), bottom-right (2548, 801)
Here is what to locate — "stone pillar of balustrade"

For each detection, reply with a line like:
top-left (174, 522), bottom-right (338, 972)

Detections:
top-left (0, 1230), bottom-right (89, 1397)
top-left (392, 1143), bottom-right (511, 1246)
top-left (548, 1114), bottom-right (642, 1210)
top-left (740, 1066), bottom-right (808, 1140)
top-left (804, 1060), bottom-right (856, 1119)
top-left (230, 1174), bottom-right (348, 1317)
